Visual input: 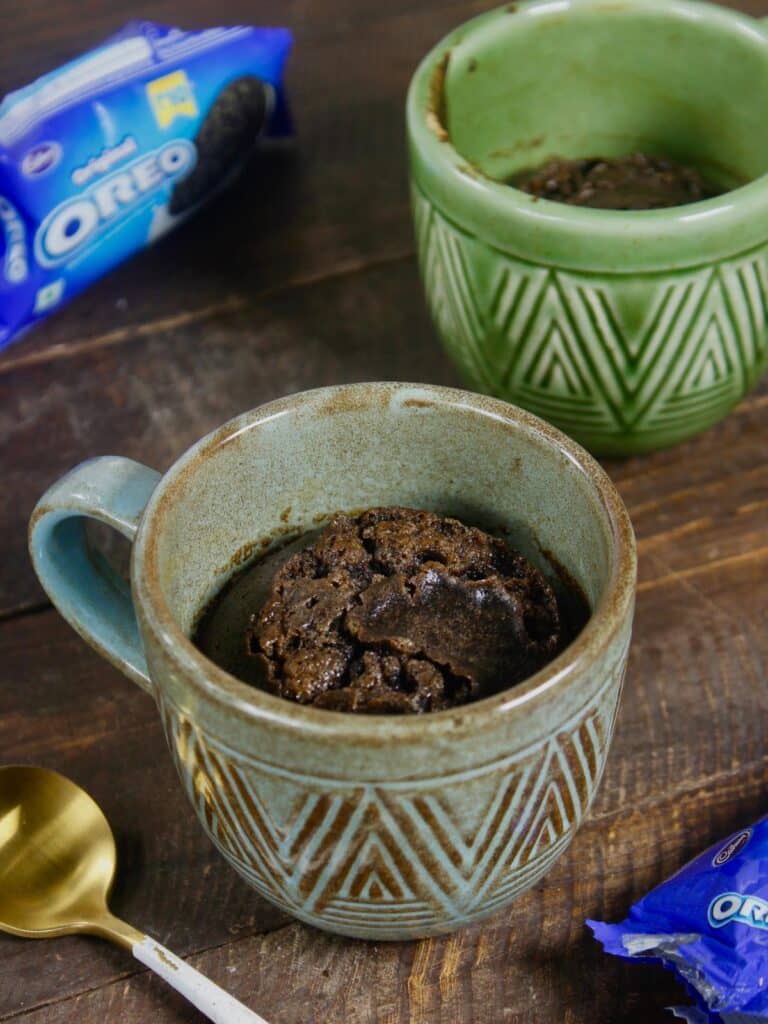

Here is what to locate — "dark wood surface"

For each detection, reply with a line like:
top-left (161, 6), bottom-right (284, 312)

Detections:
top-left (1, 1), bottom-right (766, 1021)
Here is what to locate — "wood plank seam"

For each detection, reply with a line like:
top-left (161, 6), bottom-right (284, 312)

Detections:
top-left (0, 249), bottom-right (415, 376)
top-left (0, 923), bottom-right (296, 1024)
top-left (641, 549), bottom-right (755, 630)
top-left (588, 751), bottom-right (768, 829)
top-left (624, 463), bottom-right (766, 518)
top-left (635, 517), bottom-right (713, 551)
top-left (737, 392), bottom-right (768, 413)
top-left (0, 298), bottom-right (247, 375)
top-left (1, 513), bottom-right (762, 623)
top-left (3, 745), bottom-right (768, 1023)
top-left (0, 600), bottom-right (50, 624)
top-left (636, 545), bottom-right (768, 592)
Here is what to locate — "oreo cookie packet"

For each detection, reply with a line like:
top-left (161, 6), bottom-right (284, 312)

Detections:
top-left (589, 816), bottom-right (768, 1022)
top-left (0, 21), bottom-right (292, 349)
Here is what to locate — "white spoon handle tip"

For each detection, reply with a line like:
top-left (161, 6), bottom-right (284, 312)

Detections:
top-left (133, 935), bottom-right (270, 1024)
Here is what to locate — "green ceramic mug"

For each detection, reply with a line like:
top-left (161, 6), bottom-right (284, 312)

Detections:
top-left (29, 383), bottom-right (635, 939)
top-left (407, 0), bottom-right (768, 455)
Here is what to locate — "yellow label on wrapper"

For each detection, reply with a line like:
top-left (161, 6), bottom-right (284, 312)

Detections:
top-left (146, 70), bottom-right (198, 129)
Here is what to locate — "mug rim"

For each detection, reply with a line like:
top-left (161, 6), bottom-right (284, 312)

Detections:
top-left (407, 0), bottom-right (768, 273)
top-left (132, 383), bottom-right (637, 742)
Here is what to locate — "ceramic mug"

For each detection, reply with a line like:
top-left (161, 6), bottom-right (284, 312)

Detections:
top-left (407, 0), bottom-right (768, 455)
top-left (29, 383), bottom-right (636, 940)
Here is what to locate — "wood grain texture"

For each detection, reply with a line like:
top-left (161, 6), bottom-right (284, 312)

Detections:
top-left (0, 0), bottom-right (487, 364)
top-left (0, 611), bottom-right (289, 1020)
top-left (2, 258), bottom-right (766, 616)
top-left (0, 0), bottom-right (766, 1020)
top-left (0, 461), bottom-right (765, 1021)
top-left (0, 258), bottom-right (460, 614)
top-left (4, 747), bottom-right (768, 1023)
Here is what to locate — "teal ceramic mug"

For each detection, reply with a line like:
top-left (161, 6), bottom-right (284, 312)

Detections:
top-left (407, 0), bottom-right (768, 455)
top-left (29, 383), bottom-right (636, 939)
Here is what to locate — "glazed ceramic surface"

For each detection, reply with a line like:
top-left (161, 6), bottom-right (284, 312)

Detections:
top-left (407, 0), bottom-right (768, 455)
top-left (29, 383), bottom-right (636, 939)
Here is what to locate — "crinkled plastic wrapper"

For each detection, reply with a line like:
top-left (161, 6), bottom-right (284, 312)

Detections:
top-left (589, 816), bottom-right (768, 1022)
top-left (0, 21), bottom-right (292, 348)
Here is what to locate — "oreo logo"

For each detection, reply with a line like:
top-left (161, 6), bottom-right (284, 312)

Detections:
top-left (0, 196), bottom-right (27, 284)
top-left (713, 829), bottom-right (751, 867)
top-left (22, 141), bottom-right (62, 178)
top-left (709, 891), bottom-right (768, 932)
top-left (35, 139), bottom-right (195, 266)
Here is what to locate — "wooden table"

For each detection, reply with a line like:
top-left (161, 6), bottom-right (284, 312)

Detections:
top-left (1, 1), bottom-right (766, 1020)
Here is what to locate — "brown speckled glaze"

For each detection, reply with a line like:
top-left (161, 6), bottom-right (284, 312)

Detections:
top-left (30, 383), bottom-right (636, 939)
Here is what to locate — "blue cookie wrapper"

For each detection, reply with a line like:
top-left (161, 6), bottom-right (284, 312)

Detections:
top-left (588, 816), bottom-right (768, 1022)
top-left (0, 21), bottom-right (292, 348)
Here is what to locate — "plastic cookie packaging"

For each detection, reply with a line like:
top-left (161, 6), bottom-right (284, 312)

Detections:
top-left (0, 20), bottom-right (292, 349)
top-left (590, 816), bottom-right (768, 1022)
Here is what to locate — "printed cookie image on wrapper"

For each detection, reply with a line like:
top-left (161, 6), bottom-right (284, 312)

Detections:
top-left (169, 77), bottom-right (271, 215)
top-left (0, 21), bottom-right (292, 349)
top-left (589, 816), bottom-right (768, 1022)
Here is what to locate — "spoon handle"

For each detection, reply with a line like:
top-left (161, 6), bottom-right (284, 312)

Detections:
top-left (133, 935), bottom-right (270, 1024)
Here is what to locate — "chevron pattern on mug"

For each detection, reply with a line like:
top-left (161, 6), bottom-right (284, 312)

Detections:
top-left (413, 188), bottom-right (768, 455)
top-left (158, 651), bottom-right (625, 939)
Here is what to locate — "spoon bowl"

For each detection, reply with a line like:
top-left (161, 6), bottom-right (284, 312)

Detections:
top-left (0, 765), bottom-right (269, 1024)
top-left (0, 765), bottom-right (125, 941)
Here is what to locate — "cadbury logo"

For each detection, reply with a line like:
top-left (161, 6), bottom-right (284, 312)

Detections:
top-left (35, 140), bottom-right (195, 267)
top-left (712, 829), bottom-right (751, 867)
top-left (21, 141), bottom-right (61, 178)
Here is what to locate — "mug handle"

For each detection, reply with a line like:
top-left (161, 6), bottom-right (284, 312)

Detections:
top-left (29, 457), bottom-right (161, 695)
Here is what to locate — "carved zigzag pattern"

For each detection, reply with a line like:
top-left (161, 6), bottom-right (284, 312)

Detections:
top-left (159, 658), bottom-right (624, 932)
top-left (414, 188), bottom-right (768, 440)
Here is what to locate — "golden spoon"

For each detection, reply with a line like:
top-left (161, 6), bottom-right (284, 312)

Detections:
top-left (0, 765), bottom-right (270, 1024)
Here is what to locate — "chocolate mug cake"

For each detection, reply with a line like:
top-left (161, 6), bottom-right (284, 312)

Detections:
top-left (195, 507), bottom-right (590, 714)
top-left (513, 152), bottom-right (721, 210)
